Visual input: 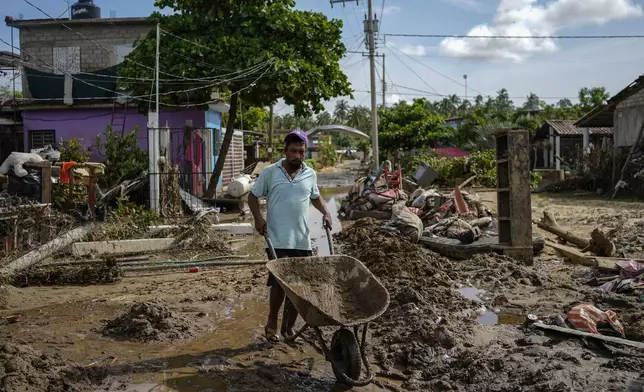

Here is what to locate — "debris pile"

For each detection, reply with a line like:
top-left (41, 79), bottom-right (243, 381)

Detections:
top-left (338, 172), bottom-right (497, 249)
top-left (169, 211), bottom-right (232, 254)
top-left (0, 342), bottom-right (101, 391)
top-left (335, 218), bottom-right (643, 391)
top-left (10, 261), bottom-right (121, 287)
top-left (102, 301), bottom-right (199, 342)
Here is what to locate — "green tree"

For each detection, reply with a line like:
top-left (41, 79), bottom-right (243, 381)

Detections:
top-left (316, 111), bottom-right (332, 126)
top-left (378, 98), bottom-right (453, 155)
top-left (120, 0), bottom-right (352, 197)
top-left (579, 87), bottom-right (610, 110)
top-left (333, 99), bottom-right (350, 123)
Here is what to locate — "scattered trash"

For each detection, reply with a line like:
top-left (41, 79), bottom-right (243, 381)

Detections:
top-left (567, 304), bottom-right (625, 337)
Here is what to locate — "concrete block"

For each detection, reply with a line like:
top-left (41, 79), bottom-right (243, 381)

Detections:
top-left (72, 238), bottom-right (176, 256)
top-left (211, 223), bottom-right (254, 235)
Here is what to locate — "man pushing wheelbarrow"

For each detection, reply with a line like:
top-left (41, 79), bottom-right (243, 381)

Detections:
top-left (248, 130), bottom-right (333, 342)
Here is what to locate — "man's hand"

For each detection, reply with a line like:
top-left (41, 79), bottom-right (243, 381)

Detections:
top-left (255, 216), bottom-right (267, 235)
top-left (322, 213), bottom-right (332, 230)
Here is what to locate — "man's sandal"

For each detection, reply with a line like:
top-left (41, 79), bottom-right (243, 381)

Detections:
top-left (264, 327), bottom-right (282, 342)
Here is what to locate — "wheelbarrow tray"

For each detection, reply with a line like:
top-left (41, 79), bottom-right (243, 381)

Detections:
top-left (266, 255), bottom-right (390, 327)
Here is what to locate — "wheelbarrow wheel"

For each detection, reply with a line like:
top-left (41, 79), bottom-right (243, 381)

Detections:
top-left (330, 328), bottom-right (361, 383)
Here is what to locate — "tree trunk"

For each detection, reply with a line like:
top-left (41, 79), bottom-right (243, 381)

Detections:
top-left (205, 93), bottom-right (239, 198)
top-left (533, 211), bottom-right (590, 249)
top-left (0, 223), bottom-right (98, 280)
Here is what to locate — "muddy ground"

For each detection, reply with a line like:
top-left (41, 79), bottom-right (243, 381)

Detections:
top-left (2, 163), bottom-right (644, 391)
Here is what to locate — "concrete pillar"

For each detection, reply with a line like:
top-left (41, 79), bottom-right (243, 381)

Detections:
top-left (542, 149), bottom-right (548, 169)
top-left (555, 136), bottom-right (561, 171)
top-left (582, 129), bottom-right (590, 155)
top-left (549, 127), bottom-right (555, 168)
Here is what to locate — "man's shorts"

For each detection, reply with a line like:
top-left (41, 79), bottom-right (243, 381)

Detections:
top-left (266, 248), bottom-right (313, 287)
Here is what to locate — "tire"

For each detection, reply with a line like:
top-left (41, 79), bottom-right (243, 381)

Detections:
top-left (330, 328), bottom-right (362, 383)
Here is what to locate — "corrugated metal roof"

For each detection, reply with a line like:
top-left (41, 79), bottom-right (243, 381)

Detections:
top-left (575, 74), bottom-right (644, 128)
top-left (546, 120), bottom-right (612, 136)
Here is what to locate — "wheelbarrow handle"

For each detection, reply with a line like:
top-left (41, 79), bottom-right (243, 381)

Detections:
top-left (325, 226), bottom-right (335, 256)
top-left (264, 235), bottom-right (277, 260)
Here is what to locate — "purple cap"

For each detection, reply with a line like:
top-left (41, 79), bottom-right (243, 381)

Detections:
top-left (284, 129), bottom-right (309, 145)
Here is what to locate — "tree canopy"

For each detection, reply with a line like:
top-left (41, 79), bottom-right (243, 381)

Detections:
top-left (120, 0), bottom-right (353, 196)
top-left (378, 98), bottom-right (452, 154)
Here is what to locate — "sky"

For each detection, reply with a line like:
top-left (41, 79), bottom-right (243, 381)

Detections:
top-left (2, 0), bottom-right (644, 115)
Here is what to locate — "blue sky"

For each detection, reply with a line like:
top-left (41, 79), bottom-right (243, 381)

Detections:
top-left (3, 0), bottom-right (644, 115)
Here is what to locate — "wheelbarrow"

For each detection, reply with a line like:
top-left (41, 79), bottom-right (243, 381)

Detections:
top-left (265, 227), bottom-right (390, 386)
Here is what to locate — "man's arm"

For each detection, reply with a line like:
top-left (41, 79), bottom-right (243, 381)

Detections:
top-left (248, 193), bottom-right (266, 235)
top-left (310, 177), bottom-right (332, 229)
top-left (249, 168), bottom-right (269, 235)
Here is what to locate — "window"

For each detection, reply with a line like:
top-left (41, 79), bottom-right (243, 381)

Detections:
top-left (29, 130), bottom-right (55, 150)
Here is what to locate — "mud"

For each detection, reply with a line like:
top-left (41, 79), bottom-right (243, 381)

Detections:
top-left (102, 301), bottom-right (201, 342)
top-left (334, 217), bottom-right (644, 391)
top-left (0, 342), bottom-right (102, 392)
top-left (10, 262), bottom-right (121, 288)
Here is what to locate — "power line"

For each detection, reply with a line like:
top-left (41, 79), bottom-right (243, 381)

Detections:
top-left (0, 36), bottom-right (272, 108)
top-left (386, 44), bottom-right (443, 96)
top-left (385, 33), bottom-right (644, 39)
top-left (387, 43), bottom-right (486, 96)
top-left (22, 0), bottom-right (259, 82)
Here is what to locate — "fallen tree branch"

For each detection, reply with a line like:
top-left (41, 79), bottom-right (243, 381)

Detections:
top-left (534, 211), bottom-right (590, 249)
top-left (0, 223), bottom-right (98, 280)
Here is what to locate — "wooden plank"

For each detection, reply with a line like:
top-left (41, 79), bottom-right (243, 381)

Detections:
top-left (545, 241), bottom-right (595, 266)
top-left (40, 162), bottom-right (52, 204)
top-left (533, 322), bottom-right (644, 350)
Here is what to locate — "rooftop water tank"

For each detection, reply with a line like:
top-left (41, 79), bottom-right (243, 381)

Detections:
top-left (71, 0), bottom-right (101, 20)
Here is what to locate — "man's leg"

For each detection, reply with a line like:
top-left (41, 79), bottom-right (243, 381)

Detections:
top-left (266, 283), bottom-right (285, 333)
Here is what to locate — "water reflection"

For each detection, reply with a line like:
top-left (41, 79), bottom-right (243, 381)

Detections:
top-left (309, 186), bottom-right (350, 257)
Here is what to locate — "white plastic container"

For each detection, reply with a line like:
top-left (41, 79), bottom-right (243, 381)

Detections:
top-left (227, 174), bottom-right (253, 198)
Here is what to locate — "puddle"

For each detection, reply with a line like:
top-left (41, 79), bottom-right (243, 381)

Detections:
top-left (457, 287), bottom-right (488, 302)
top-left (457, 287), bottom-right (524, 326)
top-left (309, 186), bottom-right (349, 257)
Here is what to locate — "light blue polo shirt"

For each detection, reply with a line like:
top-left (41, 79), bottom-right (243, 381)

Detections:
top-left (251, 158), bottom-right (321, 251)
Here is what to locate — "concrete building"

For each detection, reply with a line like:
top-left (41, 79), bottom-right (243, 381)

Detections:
top-left (4, 3), bottom-right (243, 193)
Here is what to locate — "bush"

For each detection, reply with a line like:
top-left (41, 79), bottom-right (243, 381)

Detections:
top-left (305, 159), bottom-right (316, 170)
top-left (59, 137), bottom-right (90, 163)
top-left (317, 140), bottom-right (338, 169)
top-left (95, 125), bottom-right (148, 188)
top-left (400, 148), bottom-right (541, 189)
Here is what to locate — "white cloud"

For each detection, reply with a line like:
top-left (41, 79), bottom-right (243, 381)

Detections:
top-left (386, 42), bottom-right (436, 57)
top-left (382, 6), bottom-right (401, 16)
top-left (439, 0), bottom-right (643, 62)
top-left (386, 94), bottom-right (405, 105)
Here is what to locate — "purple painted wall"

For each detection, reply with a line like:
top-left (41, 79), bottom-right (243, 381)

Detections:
top-left (22, 108), bottom-right (206, 161)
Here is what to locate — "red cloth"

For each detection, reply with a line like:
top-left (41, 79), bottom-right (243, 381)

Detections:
top-left (60, 161), bottom-right (77, 184)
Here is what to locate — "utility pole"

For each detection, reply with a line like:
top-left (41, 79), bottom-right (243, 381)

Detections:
top-left (331, 0), bottom-right (379, 171)
top-left (463, 74), bottom-right (468, 102)
top-left (366, 0), bottom-right (379, 172)
top-left (148, 23), bottom-right (161, 213)
top-left (381, 54), bottom-right (386, 108)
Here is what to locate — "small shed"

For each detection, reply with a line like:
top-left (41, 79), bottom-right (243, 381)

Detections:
top-left (534, 119), bottom-right (612, 170)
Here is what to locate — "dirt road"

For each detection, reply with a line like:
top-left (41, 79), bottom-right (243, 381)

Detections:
top-left (2, 163), bottom-right (644, 391)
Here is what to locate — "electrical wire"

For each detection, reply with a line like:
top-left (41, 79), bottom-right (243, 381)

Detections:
top-left (23, 0), bottom-right (269, 83)
top-left (384, 33), bottom-right (644, 39)
top-left (387, 43), bottom-right (486, 96)
top-left (386, 44), bottom-right (443, 96)
top-left (0, 36), bottom-right (273, 107)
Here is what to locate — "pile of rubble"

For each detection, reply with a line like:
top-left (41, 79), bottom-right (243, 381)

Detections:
top-left (339, 175), bottom-right (494, 246)
top-left (334, 219), bottom-right (644, 392)
top-left (102, 301), bottom-right (200, 342)
top-left (0, 342), bottom-right (103, 391)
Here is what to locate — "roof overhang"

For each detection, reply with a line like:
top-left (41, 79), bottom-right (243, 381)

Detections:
top-left (306, 124), bottom-right (369, 139)
top-left (5, 16), bottom-right (152, 29)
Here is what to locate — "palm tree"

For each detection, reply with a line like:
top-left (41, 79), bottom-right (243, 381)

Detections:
top-left (333, 100), bottom-right (350, 123)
